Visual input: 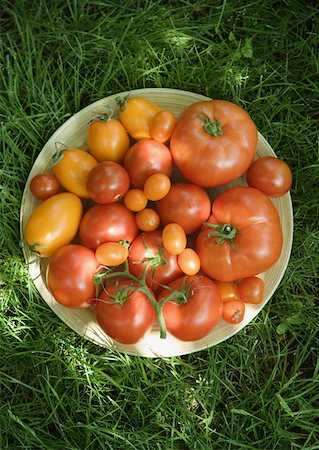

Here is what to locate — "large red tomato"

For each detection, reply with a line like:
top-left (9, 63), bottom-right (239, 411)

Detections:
top-left (128, 230), bottom-right (182, 292)
top-left (123, 139), bottom-right (173, 188)
top-left (170, 100), bottom-right (257, 187)
top-left (95, 279), bottom-right (156, 344)
top-left (157, 275), bottom-right (223, 341)
top-left (47, 244), bottom-right (98, 308)
top-left (156, 183), bottom-right (211, 234)
top-left (196, 186), bottom-right (283, 281)
top-left (79, 203), bottom-right (138, 251)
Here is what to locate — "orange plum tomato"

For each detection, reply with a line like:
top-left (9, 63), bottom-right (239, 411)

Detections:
top-left (86, 161), bottom-right (130, 204)
top-left (156, 182), bottom-right (211, 234)
top-left (238, 276), bottom-right (265, 304)
top-left (215, 281), bottom-right (240, 302)
top-left (222, 300), bottom-right (245, 324)
top-left (95, 242), bottom-right (129, 267)
top-left (48, 244), bottom-right (98, 308)
top-left (24, 192), bottom-right (82, 257)
top-left (150, 110), bottom-right (176, 143)
top-left (177, 248), bottom-right (200, 276)
top-left (157, 275), bottom-right (223, 341)
top-left (246, 156), bottom-right (293, 197)
top-left (124, 189), bottom-right (148, 212)
top-left (162, 223), bottom-right (187, 256)
top-left (87, 117), bottom-right (130, 163)
top-left (143, 173), bottom-right (171, 201)
top-left (30, 173), bottom-right (61, 200)
top-left (79, 203), bottom-right (138, 251)
top-left (124, 139), bottom-right (173, 189)
top-left (135, 208), bottom-right (160, 232)
top-left (52, 148), bottom-right (97, 198)
top-left (95, 279), bottom-right (156, 344)
top-left (117, 96), bottom-right (160, 140)
top-left (170, 100), bottom-right (257, 187)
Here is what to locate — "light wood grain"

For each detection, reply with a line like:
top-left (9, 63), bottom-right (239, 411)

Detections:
top-left (20, 88), bottom-right (293, 358)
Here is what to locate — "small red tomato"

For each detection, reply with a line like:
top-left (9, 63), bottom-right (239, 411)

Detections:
top-left (238, 276), bottom-right (265, 304)
top-left (150, 110), bottom-right (176, 143)
top-left (87, 161), bottom-right (130, 204)
top-left (222, 300), bottom-right (245, 324)
top-left (246, 156), bottom-right (292, 197)
top-left (30, 173), bottom-right (61, 200)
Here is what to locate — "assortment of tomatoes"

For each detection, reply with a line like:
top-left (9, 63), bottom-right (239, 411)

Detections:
top-left (25, 95), bottom-right (292, 345)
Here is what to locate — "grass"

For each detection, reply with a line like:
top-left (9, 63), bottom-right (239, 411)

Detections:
top-left (1, 0), bottom-right (319, 448)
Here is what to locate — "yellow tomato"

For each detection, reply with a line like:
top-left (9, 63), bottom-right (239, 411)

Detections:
top-left (53, 148), bottom-right (97, 198)
top-left (162, 223), bottom-right (187, 255)
top-left (117, 97), bottom-right (160, 140)
top-left (87, 118), bottom-right (130, 163)
top-left (24, 192), bottom-right (83, 257)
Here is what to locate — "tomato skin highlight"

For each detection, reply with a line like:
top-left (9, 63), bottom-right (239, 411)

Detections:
top-left (162, 223), bottom-right (187, 255)
top-left (48, 244), bottom-right (98, 308)
top-left (24, 192), bottom-right (83, 257)
top-left (238, 276), bottom-right (264, 304)
top-left (222, 300), bottom-right (245, 324)
top-left (150, 110), bottom-right (176, 143)
top-left (128, 230), bottom-right (182, 292)
top-left (177, 249), bottom-right (200, 276)
top-left (196, 186), bottom-right (283, 281)
top-left (170, 100), bottom-right (257, 187)
top-left (118, 97), bottom-right (160, 140)
top-left (30, 173), bottom-right (61, 200)
top-left (95, 242), bottom-right (128, 266)
top-left (158, 275), bottom-right (223, 341)
top-left (53, 148), bottom-right (97, 198)
top-left (156, 183), bottom-right (211, 234)
top-left (87, 118), bottom-right (130, 163)
top-left (95, 279), bottom-right (156, 344)
top-left (247, 156), bottom-right (293, 197)
top-left (79, 203), bottom-right (138, 251)
top-left (124, 139), bottom-right (173, 189)
top-left (87, 161), bottom-right (130, 204)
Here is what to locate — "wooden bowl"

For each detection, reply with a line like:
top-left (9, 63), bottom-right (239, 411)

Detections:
top-left (20, 88), bottom-right (293, 357)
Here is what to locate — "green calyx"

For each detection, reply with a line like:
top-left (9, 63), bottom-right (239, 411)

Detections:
top-left (204, 222), bottom-right (237, 251)
top-left (197, 109), bottom-right (223, 136)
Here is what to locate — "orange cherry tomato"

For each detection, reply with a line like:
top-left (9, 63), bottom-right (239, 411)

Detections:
top-left (24, 192), bottom-right (83, 257)
top-left (215, 281), bottom-right (240, 302)
top-left (117, 97), bottom-right (160, 140)
top-left (162, 223), bottom-right (187, 255)
top-left (135, 208), bottom-right (160, 231)
top-left (150, 110), bottom-right (176, 143)
top-left (87, 117), bottom-right (130, 163)
top-left (124, 189), bottom-right (148, 212)
top-left (95, 242), bottom-right (129, 266)
top-left (222, 300), bottom-right (245, 324)
top-left (53, 148), bottom-right (97, 198)
top-left (238, 276), bottom-right (265, 304)
top-left (177, 248), bottom-right (200, 275)
top-left (143, 173), bottom-right (171, 201)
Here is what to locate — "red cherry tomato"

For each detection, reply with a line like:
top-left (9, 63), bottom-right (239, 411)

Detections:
top-left (222, 300), bottom-right (245, 324)
top-left (79, 203), bottom-right (138, 251)
top-left (124, 139), bottom-right (173, 188)
top-left (238, 276), bottom-right (265, 304)
top-left (156, 183), bottom-right (211, 234)
top-left (30, 173), bottom-right (61, 200)
top-left (247, 156), bottom-right (293, 197)
top-left (87, 161), bottom-right (130, 204)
